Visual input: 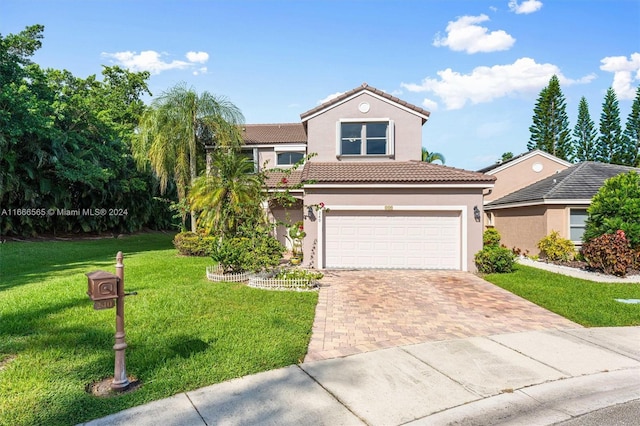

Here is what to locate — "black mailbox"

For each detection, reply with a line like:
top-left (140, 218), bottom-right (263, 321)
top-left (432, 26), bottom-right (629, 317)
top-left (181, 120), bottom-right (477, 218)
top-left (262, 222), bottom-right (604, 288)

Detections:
top-left (86, 270), bottom-right (119, 301)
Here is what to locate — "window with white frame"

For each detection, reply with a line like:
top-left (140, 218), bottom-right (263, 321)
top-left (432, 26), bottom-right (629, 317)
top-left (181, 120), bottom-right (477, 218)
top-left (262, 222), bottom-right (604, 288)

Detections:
top-left (274, 145), bottom-right (306, 167)
top-left (338, 120), bottom-right (394, 156)
top-left (276, 151), bottom-right (305, 166)
top-left (240, 148), bottom-right (258, 172)
top-left (569, 208), bottom-right (588, 242)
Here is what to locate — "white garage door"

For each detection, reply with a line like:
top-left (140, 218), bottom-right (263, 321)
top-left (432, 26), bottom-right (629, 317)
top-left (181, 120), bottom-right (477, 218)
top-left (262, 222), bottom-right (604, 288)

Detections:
top-left (324, 210), bottom-right (461, 269)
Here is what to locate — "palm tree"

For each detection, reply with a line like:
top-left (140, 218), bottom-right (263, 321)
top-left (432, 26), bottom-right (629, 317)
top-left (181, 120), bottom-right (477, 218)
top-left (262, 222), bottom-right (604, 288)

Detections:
top-left (189, 149), bottom-right (264, 237)
top-left (133, 83), bottom-right (244, 231)
top-left (421, 147), bottom-right (446, 164)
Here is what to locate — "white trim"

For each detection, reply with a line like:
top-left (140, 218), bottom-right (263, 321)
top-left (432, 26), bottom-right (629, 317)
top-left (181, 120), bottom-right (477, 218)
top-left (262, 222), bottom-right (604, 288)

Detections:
top-left (305, 183), bottom-right (495, 189)
top-left (485, 199), bottom-right (591, 210)
top-left (274, 145), bottom-right (307, 152)
top-left (317, 205), bottom-right (467, 271)
top-left (484, 150), bottom-right (572, 175)
top-left (302, 90), bottom-right (430, 123)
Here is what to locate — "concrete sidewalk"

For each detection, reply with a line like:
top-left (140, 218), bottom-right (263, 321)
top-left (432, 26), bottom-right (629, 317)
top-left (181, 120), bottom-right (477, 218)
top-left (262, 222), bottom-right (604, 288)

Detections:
top-left (82, 326), bottom-right (640, 426)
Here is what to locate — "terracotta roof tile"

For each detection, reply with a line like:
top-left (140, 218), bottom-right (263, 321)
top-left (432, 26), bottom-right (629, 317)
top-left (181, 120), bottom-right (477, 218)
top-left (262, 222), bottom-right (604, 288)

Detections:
top-left (264, 170), bottom-right (304, 189)
top-left (300, 83), bottom-right (431, 122)
top-left (301, 161), bottom-right (496, 184)
top-left (242, 123), bottom-right (307, 145)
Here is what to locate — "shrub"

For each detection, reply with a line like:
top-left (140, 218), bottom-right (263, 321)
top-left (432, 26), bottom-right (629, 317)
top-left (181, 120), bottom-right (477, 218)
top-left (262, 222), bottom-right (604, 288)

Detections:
top-left (212, 234), bottom-right (285, 273)
top-left (173, 232), bottom-right (216, 256)
top-left (475, 246), bottom-right (517, 274)
top-left (582, 230), bottom-right (635, 277)
top-left (583, 171), bottom-right (640, 248)
top-left (537, 231), bottom-right (575, 261)
top-left (483, 228), bottom-right (501, 247)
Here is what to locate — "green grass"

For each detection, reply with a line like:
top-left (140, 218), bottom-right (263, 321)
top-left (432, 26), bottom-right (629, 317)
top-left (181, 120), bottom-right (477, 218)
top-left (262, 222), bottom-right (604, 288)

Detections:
top-left (0, 232), bottom-right (318, 425)
top-left (484, 264), bottom-right (640, 327)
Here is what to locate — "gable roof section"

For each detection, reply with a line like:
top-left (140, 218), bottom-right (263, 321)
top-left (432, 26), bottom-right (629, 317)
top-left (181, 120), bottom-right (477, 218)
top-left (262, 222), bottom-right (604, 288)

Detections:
top-left (301, 161), bottom-right (495, 186)
top-left (242, 123), bottom-right (307, 145)
top-left (486, 162), bottom-right (638, 208)
top-left (477, 149), bottom-right (572, 174)
top-left (300, 83), bottom-right (431, 124)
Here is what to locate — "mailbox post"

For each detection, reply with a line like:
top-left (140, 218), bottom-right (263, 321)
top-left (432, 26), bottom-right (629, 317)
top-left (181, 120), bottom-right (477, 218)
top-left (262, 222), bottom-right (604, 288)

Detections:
top-left (86, 251), bottom-right (131, 392)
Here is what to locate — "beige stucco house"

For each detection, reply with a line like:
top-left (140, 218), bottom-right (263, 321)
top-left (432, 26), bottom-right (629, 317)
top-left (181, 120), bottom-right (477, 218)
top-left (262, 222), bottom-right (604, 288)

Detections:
top-left (241, 83), bottom-right (495, 271)
top-left (484, 161), bottom-right (639, 256)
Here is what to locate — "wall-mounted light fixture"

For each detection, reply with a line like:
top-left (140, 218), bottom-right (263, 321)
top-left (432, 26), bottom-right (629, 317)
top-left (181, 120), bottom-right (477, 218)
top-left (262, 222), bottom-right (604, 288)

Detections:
top-left (305, 206), bottom-right (316, 221)
top-left (473, 205), bottom-right (481, 222)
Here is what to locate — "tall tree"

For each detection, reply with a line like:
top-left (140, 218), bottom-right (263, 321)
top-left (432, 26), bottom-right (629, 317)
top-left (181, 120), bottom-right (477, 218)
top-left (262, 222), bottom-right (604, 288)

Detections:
top-left (133, 83), bottom-right (244, 231)
top-left (189, 149), bottom-right (263, 237)
top-left (572, 96), bottom-right (598, 161)
top-left (527, 75), bottom-right (573, 161)
top-left (421, 147), bottom-right (445, 164)
top-left (598, 87), bottom-right (626, 164)
top-left (622, 86), bottom-right (640, 166)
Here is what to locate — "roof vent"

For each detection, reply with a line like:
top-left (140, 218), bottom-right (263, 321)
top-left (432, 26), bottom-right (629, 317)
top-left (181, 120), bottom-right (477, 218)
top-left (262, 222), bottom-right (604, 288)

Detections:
top-left (553, 178), bottom-right (557, 184)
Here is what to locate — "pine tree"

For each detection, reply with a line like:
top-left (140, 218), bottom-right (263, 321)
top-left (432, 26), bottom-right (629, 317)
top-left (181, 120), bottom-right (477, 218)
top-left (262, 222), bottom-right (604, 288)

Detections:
top-left (598, 87), bottom-right (626, 164)
top-left (572, 97), bottom-right (598, 161)
top-left (528, 75), bottom-right (573, 160)
top-left (622, 87), bottom-right (640, 166)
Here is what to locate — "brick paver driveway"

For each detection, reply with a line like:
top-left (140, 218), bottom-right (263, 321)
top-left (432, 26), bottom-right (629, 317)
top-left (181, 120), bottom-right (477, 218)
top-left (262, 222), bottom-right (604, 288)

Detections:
top-left (304, 270), bottom-right (580, 362)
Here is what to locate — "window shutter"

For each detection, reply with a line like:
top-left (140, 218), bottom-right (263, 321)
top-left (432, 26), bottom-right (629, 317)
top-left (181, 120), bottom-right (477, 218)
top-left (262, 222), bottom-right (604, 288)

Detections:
top-left (336, 121), bottom-right (341, 156)
top-left (388, 120), bottom-right (395, 156)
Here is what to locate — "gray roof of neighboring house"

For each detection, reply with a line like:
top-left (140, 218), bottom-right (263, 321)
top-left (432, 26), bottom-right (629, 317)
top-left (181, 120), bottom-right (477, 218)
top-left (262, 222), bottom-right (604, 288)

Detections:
top-left (242, 123), bottom-right (307, 145)
top-left (486, 161), bottom-right (639, 208)
top-left (300, 83), bottom-right (431, 123)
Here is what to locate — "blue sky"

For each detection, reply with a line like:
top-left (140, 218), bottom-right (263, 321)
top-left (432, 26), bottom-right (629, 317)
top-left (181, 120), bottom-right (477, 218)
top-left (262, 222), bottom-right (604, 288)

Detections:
top-left (2, 0), bottom-right (639, 170)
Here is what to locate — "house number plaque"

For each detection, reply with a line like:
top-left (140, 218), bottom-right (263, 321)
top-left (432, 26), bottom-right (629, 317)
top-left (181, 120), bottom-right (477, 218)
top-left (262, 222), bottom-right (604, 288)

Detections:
top-left (94, 299), bottom-right (115, 310)
top-left (384, 205), bottom-right (393, 210)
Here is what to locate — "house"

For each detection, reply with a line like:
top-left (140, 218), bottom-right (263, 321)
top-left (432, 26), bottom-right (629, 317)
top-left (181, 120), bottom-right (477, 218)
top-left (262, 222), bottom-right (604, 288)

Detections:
top-left (484, 161), bottom-right (639, 256)
top-left (242, 83), bottom-right (495, 271)
top-left (478, 150), bottom-right (572, 206)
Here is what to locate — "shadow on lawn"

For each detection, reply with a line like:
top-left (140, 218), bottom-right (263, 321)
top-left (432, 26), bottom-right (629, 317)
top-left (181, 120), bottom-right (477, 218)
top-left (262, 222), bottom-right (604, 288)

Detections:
top-left (0, 232), bottom-right (175, 291)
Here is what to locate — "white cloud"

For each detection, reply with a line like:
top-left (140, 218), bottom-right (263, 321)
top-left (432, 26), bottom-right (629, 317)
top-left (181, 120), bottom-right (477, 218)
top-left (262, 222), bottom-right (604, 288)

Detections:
top-left (101, 50), bottom-right (210, 75)
top-left (422, 98), bottom-right (439, 111)
top-left (433, 14), bottom-right (515, 54)
top-left (317, 91), bottom-right (345, 105)
top-left (600, 53), bottom-right (640, 100)
top-left (186, 51), bottom-right (209, 63)
top-left (402, 57), bottom-right (595, 110)
top-left (508, 0), bottom-right (543, 14)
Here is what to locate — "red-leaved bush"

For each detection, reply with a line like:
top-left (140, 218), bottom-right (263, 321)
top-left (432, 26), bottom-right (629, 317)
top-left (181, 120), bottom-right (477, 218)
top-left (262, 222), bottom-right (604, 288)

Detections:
top-left (581, 230), bottom-right (635, 277)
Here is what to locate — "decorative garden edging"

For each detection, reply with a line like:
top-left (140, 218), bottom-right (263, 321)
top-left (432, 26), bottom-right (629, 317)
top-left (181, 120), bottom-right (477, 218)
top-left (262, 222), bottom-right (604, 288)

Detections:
top-left (247, 273), bottom-right (320, 291)
top-left (206, 266), bottom-right (255, 283)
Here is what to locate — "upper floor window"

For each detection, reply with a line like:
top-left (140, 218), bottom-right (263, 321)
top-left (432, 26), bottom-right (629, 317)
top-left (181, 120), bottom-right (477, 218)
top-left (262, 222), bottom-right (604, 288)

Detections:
top-left (277, 151), bottom-right (305, 166)
top-left (240, 148), bottom-right (258, 172)
top-left (338, 120), bottom-right (394, 156)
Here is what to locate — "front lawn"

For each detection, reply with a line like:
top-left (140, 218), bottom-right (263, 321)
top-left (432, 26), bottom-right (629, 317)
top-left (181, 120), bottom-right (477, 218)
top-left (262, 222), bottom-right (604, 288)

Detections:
top-left (0, 232), bottom-right (318, 426)
top-left (484, 264), bottom-right (640, 327)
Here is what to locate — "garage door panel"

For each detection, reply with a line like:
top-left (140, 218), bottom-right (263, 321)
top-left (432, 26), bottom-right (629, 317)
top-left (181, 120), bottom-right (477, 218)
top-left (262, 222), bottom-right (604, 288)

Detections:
top-left (324, 210), bottom-right (461, 269)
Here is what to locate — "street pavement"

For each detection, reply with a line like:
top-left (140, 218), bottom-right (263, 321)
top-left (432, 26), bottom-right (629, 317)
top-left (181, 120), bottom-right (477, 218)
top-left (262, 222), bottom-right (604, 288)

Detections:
top-left (82, 326), bottom-right (640, 426)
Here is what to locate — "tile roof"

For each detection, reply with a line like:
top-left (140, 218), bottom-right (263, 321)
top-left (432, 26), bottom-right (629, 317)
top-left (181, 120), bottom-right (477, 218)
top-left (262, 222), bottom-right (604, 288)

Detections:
top-left (242, 123), bottom-right (307, 145)
top-left (301, 161), bottom-right (496, 184)
top-left (486, 161), bottom-right (639, 208)
top-left (300, 83), bottom-right (431, 123)
top-left (264, 170), bottom-right (304, 189)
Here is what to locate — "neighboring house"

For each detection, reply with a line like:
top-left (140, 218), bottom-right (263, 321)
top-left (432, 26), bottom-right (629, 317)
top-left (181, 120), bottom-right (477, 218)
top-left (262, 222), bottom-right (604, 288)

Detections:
top-left (478, 150), bottom-right (572, 205)
top-left (240, 83), bottom-right (495, 271)
top-left (484, 161), bottom-right (639, 256)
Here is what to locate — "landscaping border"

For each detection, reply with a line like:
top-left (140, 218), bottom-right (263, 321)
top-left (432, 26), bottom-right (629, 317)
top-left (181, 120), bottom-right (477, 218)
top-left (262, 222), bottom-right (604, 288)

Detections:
top-left (247, 273), bottom-right (319, 291)
top-left (206, 266), bottom-right (255, 283)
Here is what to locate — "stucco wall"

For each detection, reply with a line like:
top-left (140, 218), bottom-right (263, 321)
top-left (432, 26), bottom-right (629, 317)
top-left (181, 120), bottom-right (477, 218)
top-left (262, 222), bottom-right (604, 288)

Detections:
top-left (305, 93), bottom-right (424, 162)
top-left (492, 205), bottom-right (548, 256)
top-left (301, 187), bottom-right (485, 271)
top-left (485, 154), bottom-right (570, 202)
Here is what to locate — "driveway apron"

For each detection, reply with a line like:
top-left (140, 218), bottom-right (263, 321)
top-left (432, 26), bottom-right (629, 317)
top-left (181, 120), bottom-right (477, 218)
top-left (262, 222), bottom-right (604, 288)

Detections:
top-left (305, 270), bottom-right (580, 362)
